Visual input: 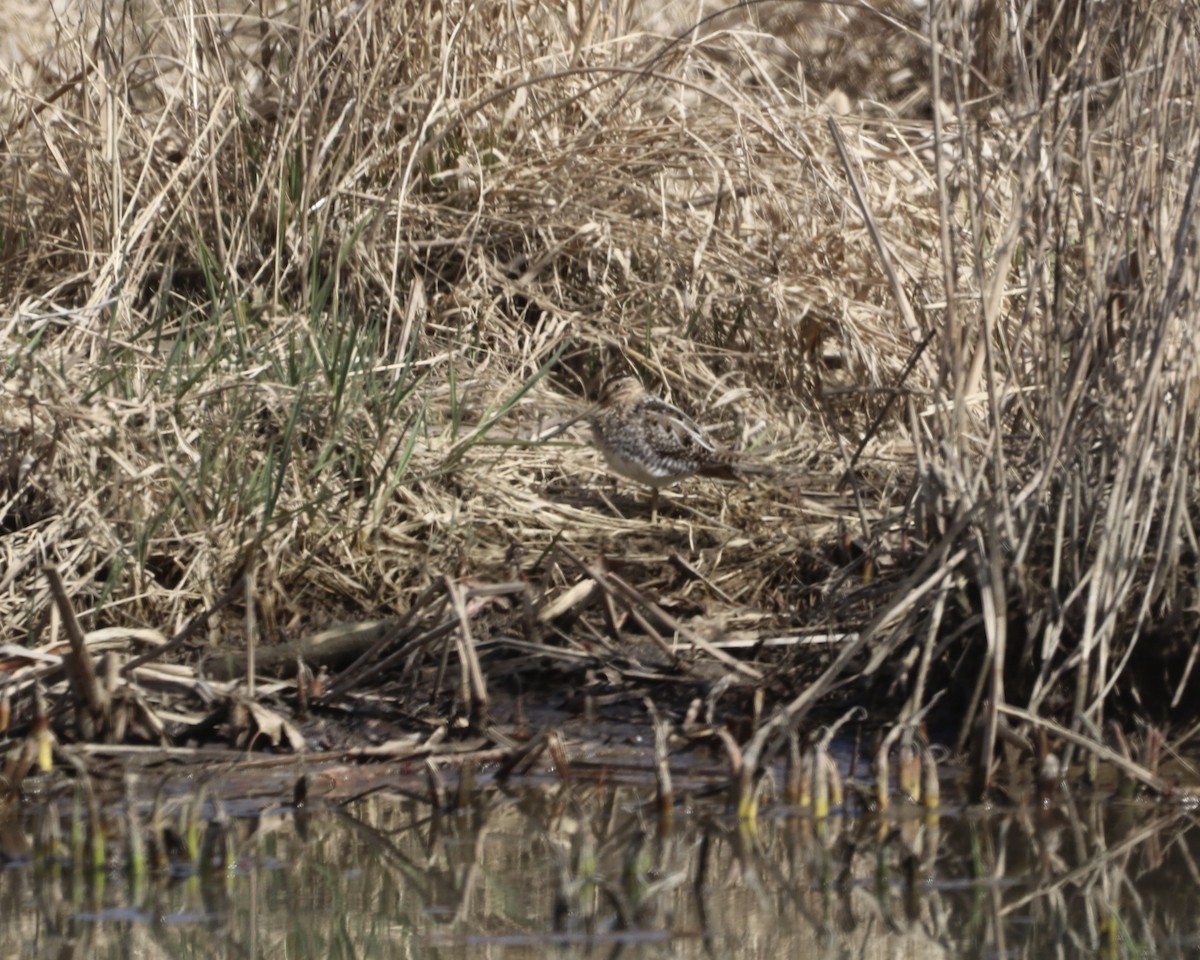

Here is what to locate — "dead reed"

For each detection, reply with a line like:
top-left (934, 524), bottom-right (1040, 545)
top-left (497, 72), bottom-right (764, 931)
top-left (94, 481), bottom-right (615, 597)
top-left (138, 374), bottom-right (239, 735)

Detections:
top-left (1, 0), bottom-right (1198, 798)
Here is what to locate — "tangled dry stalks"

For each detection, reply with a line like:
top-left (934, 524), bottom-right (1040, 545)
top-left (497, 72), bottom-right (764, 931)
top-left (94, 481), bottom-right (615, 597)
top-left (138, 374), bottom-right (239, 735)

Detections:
top-left (1, 0), bottom-right (1198, 795)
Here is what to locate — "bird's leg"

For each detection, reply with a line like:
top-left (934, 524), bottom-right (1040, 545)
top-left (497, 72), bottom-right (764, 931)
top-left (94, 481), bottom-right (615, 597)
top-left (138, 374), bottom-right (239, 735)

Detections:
top-left (650, 486), bottom-right (659, 523)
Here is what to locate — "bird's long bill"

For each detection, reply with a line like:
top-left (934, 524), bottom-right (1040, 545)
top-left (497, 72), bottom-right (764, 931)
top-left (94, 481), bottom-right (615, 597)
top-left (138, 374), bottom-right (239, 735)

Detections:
top-left (533, 399), bottom-right (602, 442)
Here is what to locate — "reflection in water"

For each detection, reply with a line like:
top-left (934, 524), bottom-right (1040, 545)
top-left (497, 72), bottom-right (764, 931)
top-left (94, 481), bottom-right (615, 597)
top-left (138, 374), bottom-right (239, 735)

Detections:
top-left (0, 775), bottom-right (1197, 959)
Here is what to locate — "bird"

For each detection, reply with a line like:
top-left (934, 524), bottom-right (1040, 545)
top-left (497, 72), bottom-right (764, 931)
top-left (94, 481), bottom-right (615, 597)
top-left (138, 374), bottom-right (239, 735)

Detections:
top-left (586, 376), bottom-right (771, 514)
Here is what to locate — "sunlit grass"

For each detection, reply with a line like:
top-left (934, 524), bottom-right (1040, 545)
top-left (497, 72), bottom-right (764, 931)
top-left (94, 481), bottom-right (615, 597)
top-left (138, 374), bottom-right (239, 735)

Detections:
top-left (0, 0), bottom-right (1197, 758)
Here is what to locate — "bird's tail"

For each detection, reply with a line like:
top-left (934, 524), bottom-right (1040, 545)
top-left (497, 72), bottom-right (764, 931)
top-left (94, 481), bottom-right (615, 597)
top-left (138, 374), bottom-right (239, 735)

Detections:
top-left (698, 455), bottom-right (775, 483)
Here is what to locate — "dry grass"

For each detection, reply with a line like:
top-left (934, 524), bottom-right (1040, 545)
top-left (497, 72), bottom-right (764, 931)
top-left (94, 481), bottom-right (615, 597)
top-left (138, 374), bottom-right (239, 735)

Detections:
top-left (2, 0), bottom-right (1199, 784)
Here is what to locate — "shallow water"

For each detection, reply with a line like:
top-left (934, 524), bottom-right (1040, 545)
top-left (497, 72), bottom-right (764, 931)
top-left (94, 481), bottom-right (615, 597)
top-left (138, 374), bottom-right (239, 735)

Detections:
top-left (2, 762), bottom-right (1198, 959)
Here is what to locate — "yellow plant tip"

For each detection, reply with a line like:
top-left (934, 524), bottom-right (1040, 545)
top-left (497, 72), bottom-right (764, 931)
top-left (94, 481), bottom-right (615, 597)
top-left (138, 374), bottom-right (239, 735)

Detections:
top-left (37, 732), bottom-right (54, 772)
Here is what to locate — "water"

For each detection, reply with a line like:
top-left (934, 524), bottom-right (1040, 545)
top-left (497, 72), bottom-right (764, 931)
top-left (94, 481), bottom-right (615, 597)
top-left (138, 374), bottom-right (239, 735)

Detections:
top-left (2, 762), bottom-right (1197, 959)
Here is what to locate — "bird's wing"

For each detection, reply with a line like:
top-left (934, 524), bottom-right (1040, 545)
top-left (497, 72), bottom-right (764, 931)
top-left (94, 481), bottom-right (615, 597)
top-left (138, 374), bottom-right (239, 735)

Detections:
top-left (640, 397), bottom-right (718, 455)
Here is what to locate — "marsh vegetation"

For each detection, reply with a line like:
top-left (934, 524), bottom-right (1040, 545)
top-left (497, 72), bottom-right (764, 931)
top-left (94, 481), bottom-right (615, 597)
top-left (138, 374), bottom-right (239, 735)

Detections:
top-left (1, 0), bottom-right (1199, 812)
